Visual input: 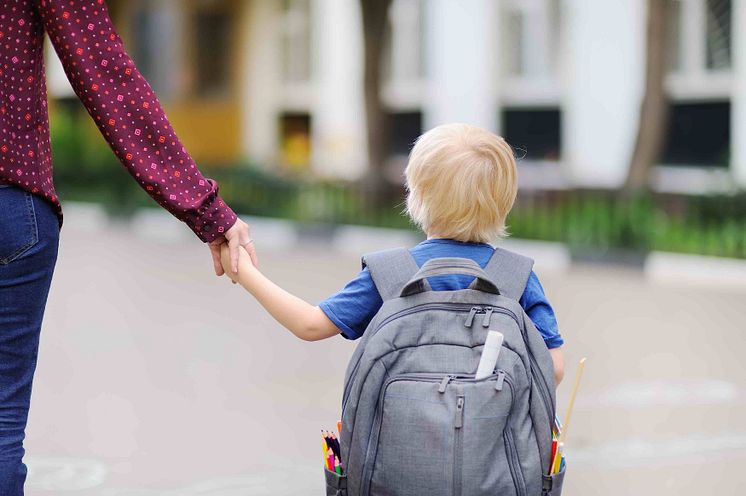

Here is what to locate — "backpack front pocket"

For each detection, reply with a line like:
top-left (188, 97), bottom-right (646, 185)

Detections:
top-left (363, 373), bottom-right (514, 496)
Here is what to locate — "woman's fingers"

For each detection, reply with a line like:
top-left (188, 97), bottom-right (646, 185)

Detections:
top-left (222, 218), bottom-right (256, 274)
top-left (245, 240), bottom-right (259, 267)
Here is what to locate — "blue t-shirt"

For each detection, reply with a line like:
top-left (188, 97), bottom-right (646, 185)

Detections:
top-left (319, 239), bottom-right (564, 349)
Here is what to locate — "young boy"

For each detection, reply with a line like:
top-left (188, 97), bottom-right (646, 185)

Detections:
top-left (221, 123), bottom-right (564, 384)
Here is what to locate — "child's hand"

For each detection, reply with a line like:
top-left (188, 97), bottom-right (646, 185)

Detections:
top-left (220, 244), bottom-right (254, 283)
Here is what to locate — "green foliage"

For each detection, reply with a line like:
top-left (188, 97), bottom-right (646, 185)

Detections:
top-left (50, 108), bottom-right (148, 215)
top-left (508, 191), bottom-right (746, 258)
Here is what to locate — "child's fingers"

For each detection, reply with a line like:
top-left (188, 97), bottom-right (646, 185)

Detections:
top-left (219, 244), bottom-right (231, 269)
top-left (218, 246), bottom-right (238, 284)
top-left (227, 236), bottom-right (240, 274)
top-left (209, 243), bottom-right (224, 276)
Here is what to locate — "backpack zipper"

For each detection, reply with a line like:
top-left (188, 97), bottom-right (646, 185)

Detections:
top-left (464, 306), bottom-right (482, 327)
top-left (504, 425), bottom-right (528, 496)
top-left (482, 307), bottom-right (494, 327)
top-left (453, 395), bottom-right (465, 496)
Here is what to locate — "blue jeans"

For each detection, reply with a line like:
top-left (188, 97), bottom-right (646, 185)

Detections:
top-left (0, 185), bottom-right (59, 495)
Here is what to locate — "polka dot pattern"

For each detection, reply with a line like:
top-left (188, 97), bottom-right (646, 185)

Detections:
top-left (0, 0), bottom-right (237, 242)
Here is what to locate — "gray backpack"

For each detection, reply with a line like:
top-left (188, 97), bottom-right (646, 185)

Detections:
top-left (329, 248), bottom-right (565, 496)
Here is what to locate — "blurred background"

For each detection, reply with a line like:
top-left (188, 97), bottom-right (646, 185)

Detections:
top-left (26, 0), bottom-right (746, 495)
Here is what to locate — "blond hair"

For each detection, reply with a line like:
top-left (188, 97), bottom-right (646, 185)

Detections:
top-left (405, 123), bottom-right (518, 243)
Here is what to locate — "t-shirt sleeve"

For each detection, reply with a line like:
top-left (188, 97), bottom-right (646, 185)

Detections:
top-left (319, 267), bottom-right (383, 340)
top-left (519, 271), bottom-right (564, 349)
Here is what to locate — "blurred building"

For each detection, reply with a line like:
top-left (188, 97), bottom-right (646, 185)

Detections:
top-left (46, 0), bottom-right (746, 192)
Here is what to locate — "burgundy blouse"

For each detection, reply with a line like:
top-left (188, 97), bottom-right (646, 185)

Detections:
top-left (0, 0), bottom-right (237, 242)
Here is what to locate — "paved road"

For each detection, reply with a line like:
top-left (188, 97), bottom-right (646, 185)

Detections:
top-left (23, 219), bottom-right (746, 495)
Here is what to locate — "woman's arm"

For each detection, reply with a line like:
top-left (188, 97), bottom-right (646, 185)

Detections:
top-left (35, 0), bottom-right (235, 243)
top-left (221, 246), bottom-right (340, 342)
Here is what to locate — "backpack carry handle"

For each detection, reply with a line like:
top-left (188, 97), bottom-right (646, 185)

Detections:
top-left (400, 258), bottom-right (501, 297)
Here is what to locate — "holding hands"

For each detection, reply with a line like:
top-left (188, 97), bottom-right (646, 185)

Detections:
top-left (209, 218), bottom-right (258, 277)
top-left (216, 228), bottom-right (340, 342)
top-left (219, 241), bottom-right (255, 283)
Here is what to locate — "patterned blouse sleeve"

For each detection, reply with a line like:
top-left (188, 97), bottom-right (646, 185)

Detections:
top-left (35, 0), bottom-right (237, 242)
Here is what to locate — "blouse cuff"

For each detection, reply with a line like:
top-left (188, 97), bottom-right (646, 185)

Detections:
top-left (186, 187), bottom-right (238, 242)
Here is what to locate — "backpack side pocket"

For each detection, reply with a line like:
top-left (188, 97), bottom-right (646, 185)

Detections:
top-left (542, 465), bottom-right (566, 496)
top-left (325, 467), bottom-right (347, 496)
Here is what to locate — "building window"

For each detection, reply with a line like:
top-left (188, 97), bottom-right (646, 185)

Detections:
top-left (705, 0), bottom-right (732, 70)
top-left (193, 6), bottom-right (234, 98)
top-left (665, 0), bottom-right (731, 167)
top-left (280, 113), bottom-right (312, 170)
top-left (131, 7), bottom-right (156, 81)
top-left (668, 0), bottom-right (732, 75)
top-left (661, 102), bottom-right (730, 167)
top-left (383, 0), bottom-right (426, 83)
top-left (281, 0), bottom-right (312, 84)
top-left (129, 3), bottom-right (177, 99)
top-left (502, 108), bottom-right (561, 161)
top-left (387, 112), bottom-right (422, 157)
top-left (668, 0), bottom-right (684, 71)
top-left (501, 0), bottom-right (560, 79)
top-left (504, 9), bottom-right (525, 76)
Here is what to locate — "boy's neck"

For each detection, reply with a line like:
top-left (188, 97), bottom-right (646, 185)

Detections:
top-left (425, 235), bottom-right (489, 245)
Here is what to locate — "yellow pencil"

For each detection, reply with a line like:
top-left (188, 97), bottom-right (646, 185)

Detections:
top-left (551, 442), bottom-right (564, 474)
top-left (558, 357), bottom-right (586, 446)
top-left (321, 432), bottom-right (330, 469)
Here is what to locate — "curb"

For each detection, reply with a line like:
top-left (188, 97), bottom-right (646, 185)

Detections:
top-left (645, 251), bottom-right (746, 291)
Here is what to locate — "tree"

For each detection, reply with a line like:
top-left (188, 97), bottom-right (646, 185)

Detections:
top-left (360, 0), bottom-right (394, 202)
top-left (625, 0), bottom-right (673, 193)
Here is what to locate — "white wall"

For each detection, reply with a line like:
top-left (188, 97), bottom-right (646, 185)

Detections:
top-left (242, 0), bottom-right (282, 167)
top-left (423, 0), bottom-right (498, 131)
top-left (46, 38), bottom-right (75, 98)
top-left (563, 0), bottom-right (646, 188)
top-left (732, 0), bottom-right (746, 187)
top-left (311, 0), bottom-right (367, 179)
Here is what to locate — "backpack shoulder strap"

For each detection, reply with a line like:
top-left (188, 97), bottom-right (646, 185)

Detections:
top-left (483, 247), bottom-right (535, 301)
top-left (362, 247), bottom-right (420, 301)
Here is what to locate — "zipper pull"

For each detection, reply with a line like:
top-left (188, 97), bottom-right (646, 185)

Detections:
top-left (438, 375), bottom-right (454, 393)
top-left (464, 307), bottom-right (481, 328)
top-left (495, 370), bottom-right (506, 391)
top-left (482, 307), bottom-right (494, 328)
top-left (454, 396), bottom-right (464, 428)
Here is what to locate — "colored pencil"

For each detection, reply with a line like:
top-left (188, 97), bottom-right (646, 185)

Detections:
top-left (558, 357), bottom-right (587, 446)
top-left (321, 432), bottom-right (331, 470)
top-left (551, 442), bottom-right (564, 474)
top-left (327, 448), bottom-right (335, 472)
top-left (329, 433), bottom-right (342, 459)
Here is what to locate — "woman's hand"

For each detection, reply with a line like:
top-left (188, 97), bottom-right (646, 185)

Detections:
top-left (208, 219), bottom-right (258, 277)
